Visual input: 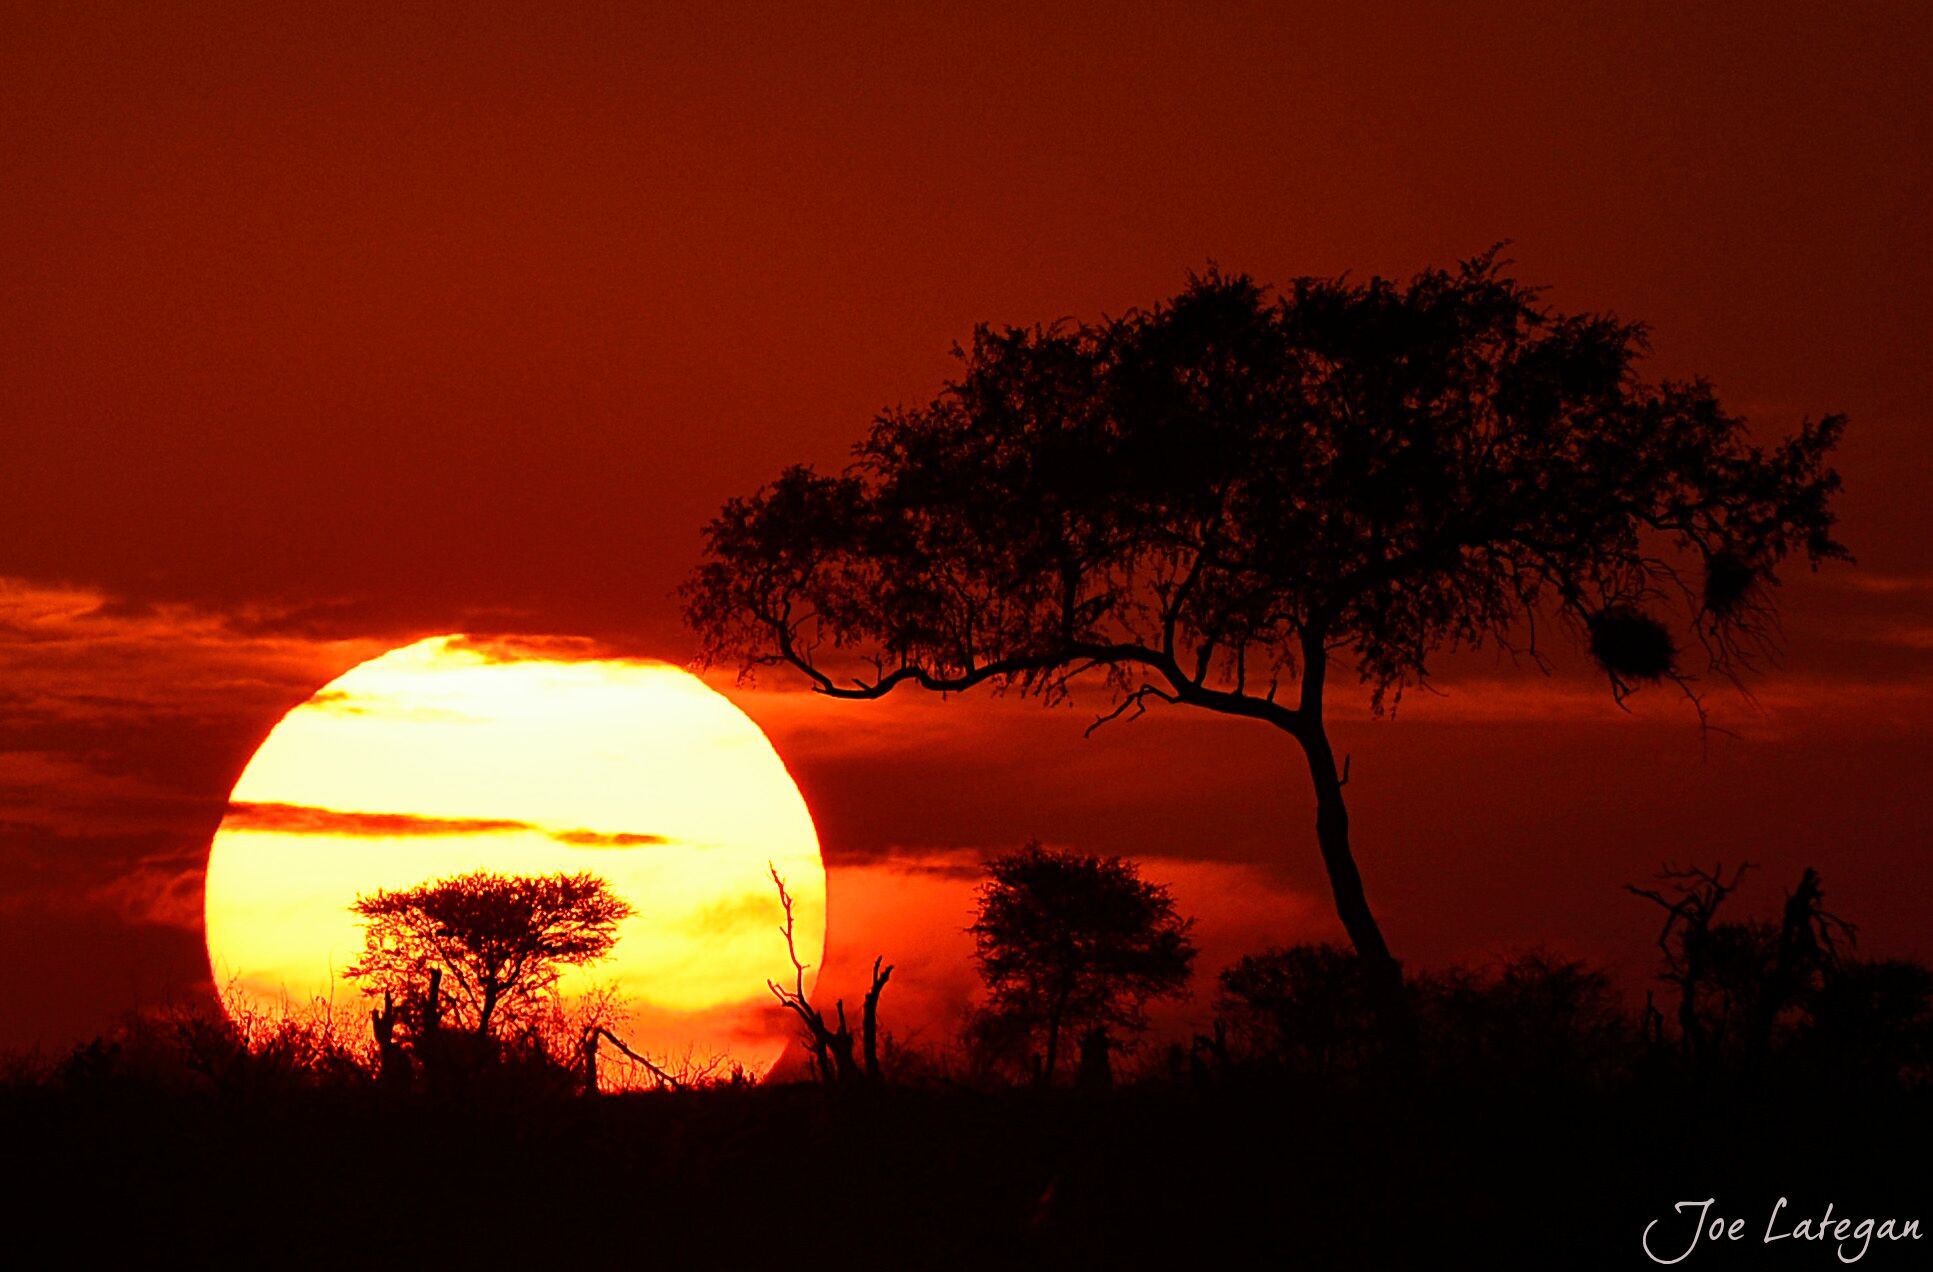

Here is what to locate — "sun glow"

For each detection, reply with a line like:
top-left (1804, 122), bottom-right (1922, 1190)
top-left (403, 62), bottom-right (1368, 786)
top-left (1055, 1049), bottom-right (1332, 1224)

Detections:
top-left (202, 635), bottom-right (825, 1080)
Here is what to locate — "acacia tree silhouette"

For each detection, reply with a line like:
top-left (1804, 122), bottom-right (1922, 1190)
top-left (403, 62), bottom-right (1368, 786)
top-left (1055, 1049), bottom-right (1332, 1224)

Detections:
top-left (683, 250), bottom-right (1847, 1004)
top-left (968, 842), bottom-right (1195, 1083)
top-left (345, 869), bottom-right (632, 1046)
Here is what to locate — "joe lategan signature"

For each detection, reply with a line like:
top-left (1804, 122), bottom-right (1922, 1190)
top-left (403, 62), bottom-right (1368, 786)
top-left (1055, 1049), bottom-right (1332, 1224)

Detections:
top-left (1643, 1198), bottom-right (1923, 1264)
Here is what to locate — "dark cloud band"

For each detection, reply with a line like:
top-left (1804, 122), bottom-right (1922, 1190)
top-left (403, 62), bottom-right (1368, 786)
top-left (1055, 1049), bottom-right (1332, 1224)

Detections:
top-left (223, 801), bottom-right (667, 847)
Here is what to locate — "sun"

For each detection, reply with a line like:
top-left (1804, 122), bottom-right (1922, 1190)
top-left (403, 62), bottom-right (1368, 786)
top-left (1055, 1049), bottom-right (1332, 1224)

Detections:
top-left (202, 634), bottom-right (825, 1082)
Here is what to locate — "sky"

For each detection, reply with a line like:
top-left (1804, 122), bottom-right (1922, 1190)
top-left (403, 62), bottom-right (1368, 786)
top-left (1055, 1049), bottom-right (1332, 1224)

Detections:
top-left (1, 2), bottom-right (1928, 1057)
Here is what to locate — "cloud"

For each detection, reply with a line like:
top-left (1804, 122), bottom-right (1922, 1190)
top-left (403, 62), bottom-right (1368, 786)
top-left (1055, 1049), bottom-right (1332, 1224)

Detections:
top-left (679, 891), bottom-right (779, 937)
top-left (222, 802), bottom-right (536, 837)
top-left (1384, 675), bottom-right (1933, 738)
top-left (811, 839), bottom-right (989, 876)
top-left (0, 578), bottom-right (395, 729)
top-left (1870, 625), bottom-right (1933, 651)
top-left (550, 829), bottom-right (672, 848)
top-left (0, 822), bottom-right (189, 922)
top-left (444, 633), bottom-right (672, 666)
top-left (0, 749), bottom-right (216, 838)
top-left (222, 801), bottom-right (674, 848)
top-left (734, 655), bottom-right (1933, 760)
top-left (1842, 574), bottom-right (1933, 596)
top-left (87, 853), bottom-right (206, 930)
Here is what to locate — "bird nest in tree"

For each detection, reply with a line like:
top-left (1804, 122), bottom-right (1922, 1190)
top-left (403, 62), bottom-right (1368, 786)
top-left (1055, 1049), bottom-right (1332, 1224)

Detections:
top-left (1587, 605), bottom-right (1677, 682)
top-left (1701, 552), bottom-right (1757, 620)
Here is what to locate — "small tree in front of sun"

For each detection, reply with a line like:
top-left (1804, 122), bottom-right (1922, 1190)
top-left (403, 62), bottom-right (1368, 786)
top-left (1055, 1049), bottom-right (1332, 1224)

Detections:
top-left (345, 869), bottom-right (633, 1049)
top-left (969, 842), bottom-right (1196, 1084)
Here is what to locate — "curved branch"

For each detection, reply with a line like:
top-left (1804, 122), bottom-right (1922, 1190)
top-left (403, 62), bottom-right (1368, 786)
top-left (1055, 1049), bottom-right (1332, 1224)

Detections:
top-left (780, 636), bottom-right (1309, 737)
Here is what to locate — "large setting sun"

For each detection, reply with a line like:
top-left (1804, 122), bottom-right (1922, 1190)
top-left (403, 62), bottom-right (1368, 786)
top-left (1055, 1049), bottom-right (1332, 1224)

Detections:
top-left (9, 6), bottom-right (1925, 1262)
top-left (202, 634), bottom-right (825, 1081)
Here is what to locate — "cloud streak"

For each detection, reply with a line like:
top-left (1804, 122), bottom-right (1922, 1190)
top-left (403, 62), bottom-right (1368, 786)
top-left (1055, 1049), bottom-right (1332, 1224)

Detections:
top-left (550, 829), bottom-right (673, 848)
top-left (222, 802), bottom-right (534, 837)
top-left (222, 801), bottom-right (671, 848)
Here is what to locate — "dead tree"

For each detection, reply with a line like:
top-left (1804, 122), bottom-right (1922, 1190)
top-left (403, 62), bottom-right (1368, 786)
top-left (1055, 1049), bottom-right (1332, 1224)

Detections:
top-left (767, 865), bottom-right (893, 1086)
top-left (1628, 863), bottom-right (1752, 1069)
top-left (580, 1025), bottom-right (687, 1093)
top-left (1748, 866), bottom-right (1855, 1065)
top-left (861, 956), bottom-right (893, 1082)
top-left (371, 991), bottom-right (409, 1089)
top-left (1189, 1020), bottom-right (1231, 1087)
top-left (414, 966), bottom-right (444, 1084)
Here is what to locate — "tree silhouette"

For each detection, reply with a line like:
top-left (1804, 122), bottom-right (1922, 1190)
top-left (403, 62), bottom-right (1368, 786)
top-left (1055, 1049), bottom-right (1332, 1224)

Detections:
top-left (344, 870), bottom-right (632, 1045)
top-left (1629, 862), bottom-right (1856, 1078)
top-left (968, 842), bottom-right (1195, 1082)
top-left (684, 251), bottom-right (1847, 1002)
top-left (1217, 943), bottom-right (1379, 1079)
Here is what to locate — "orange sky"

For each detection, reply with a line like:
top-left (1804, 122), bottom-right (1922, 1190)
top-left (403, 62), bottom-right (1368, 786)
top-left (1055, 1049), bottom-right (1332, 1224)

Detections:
top-left (1, 3), bottom-right (1928, 1055)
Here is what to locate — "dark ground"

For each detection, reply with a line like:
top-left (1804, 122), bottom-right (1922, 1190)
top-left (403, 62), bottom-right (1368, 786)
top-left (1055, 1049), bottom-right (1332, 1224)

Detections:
top-left (3, 1073), bottom-right (1926, 1270)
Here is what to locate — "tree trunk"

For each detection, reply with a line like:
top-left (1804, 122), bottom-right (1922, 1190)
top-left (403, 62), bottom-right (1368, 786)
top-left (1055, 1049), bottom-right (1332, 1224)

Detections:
top-left (828, 1001), bottom-right (863, 1084)
top-left (1042, 983), bottom-right (1070, 1085)
top-left (424, 967), bottom-right (443, 1036)
top-left (1298, 719), bottom-right (1401, 1000)
top-left (1293, 634), bottom-right (1401, 1002)
top-left (1299, 720), bottom-right (1418, 1078)
top-left (478, 980), bottom-right (499, 1039)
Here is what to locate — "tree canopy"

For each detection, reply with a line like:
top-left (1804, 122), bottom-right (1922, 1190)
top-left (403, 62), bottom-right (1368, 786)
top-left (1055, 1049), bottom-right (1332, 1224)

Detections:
top-left (969, 842), bottom-right (1195, 1081)
top-left (684, 250), bottom-right (1847, 993)
top-left (344, 870), bottom-right (633, 1042)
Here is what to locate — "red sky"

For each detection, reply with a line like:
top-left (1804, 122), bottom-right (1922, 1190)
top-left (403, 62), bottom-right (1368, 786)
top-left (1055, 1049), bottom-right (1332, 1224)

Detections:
top-left (1, 2), bottom-right (1928, 1055)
